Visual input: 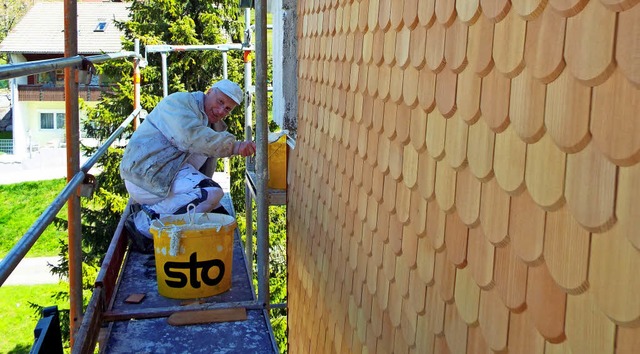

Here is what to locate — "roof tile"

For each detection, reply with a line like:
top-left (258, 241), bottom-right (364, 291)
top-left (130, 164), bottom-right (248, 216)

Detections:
top-left (426, 110), bottom-right (447, 160)
top-left (564, 0), bottom-right (616, 86)
top-left (372, 28), bottom-right (385, 65)
top-left (402, 144), bottom-right (419, 190)
top-left (389, 0), bottom-right (404, 30)
top-left (494, 243), bottom-right (528, 311)
top-left (544, 70), bottom-right (592, 153)
top-left (591, 69), bottom-right (640, 166)
top-left (418, 68), bottom-right (437, 111)
top-left (445, 114), bottom-right (469, 170)
top-left (615, 3), bottom-right (640, 88)
top-left (467, 325), bottom-right (491, 354)
top-left (409, 189), bottom-right (427, 237)
top-left (549, 0), bottom-right (589, 16)
top-left (389, 139), bottom-right (404, 181)
top-left (396, 253), bottom-right (411, 297)
top-left (524, 8), bottom-right (566, 84)
top-left (383, 30), bottom-right (397, 66)
top-left (444, 303), bottom-right (469, 353)
top-left (394, 27), bottom-right (415, 68)
top-left (418, 0), bottom-right (436, 28)
top-left (436, 68), bottom-right (458, 118)
top-left (617, 164), bottom-right (640, 249)
top-left (481, 0), bottom-right (512, 22)
top-left (480, 68), bottom-right (511, 133)
top-left (494, 11), bottom-right (527, 78)
top-left (440, 5), bottom-right (466, 24)
top-left (367, 0), bottom-right (381, 31)
top-left (565, 142), bottom-right (617, 232)
top-left (445, 212), bottom-right (469, 267)
top-left (508, 310), bottom-right (547, 352)
top-left (428, 201), bottom-right (446, 251)
top-left (455, 166), bottom-right (481, 227)
top-left (543, 205), bottom-right (590, 294)
top-left (445, 19), bottom-right (469, 74)
top-left (526, 263), bottom-right (567, 342)
top-left (395, 103), bottom-right (411, 144)
top-left (395, 183), bottom-right (411, 225)
top-left (0, 2), bottom-right (128, 54)
top-left (409, 269), bottom-right (427, 314)
top-left (366, 195), bottom-right (379, 233)
top-left (467, 227), bottom-right (496, 289)
top-left (417, 150), bottom-right (437, 200)
top-left (435, 249), bottom-right (456, 303)
top-left (387, 214), bottom-right (402, 255)
top-left (427, 285), bottom-right (446, 336)
top-left (389, 66), bottom-right (405, 103)
top-left (512, 0), bottom-right (548, 20)
top-left (409, 27), bottom-right (427, 69)
top-left (417, 232), bottom-right (436, 286)
top-left (436, 0), bottom-right (457, 27)
top-left (510, 68), bottom-right (546, 143)
top-left (478, 289), bottom-right (509, 351)
top-left (409, 107), bottom-right (427, 151)
top-left (357, 0), bottom-right (369, 32)
top-left (434, 160), bottom-right (456, 213)
top-left (466, 119), bottom-right (494, 182)
top-left (524, 133), bottom-right (567, 211)
top-left (377, 0), bottom-right (391, 31)
top-left (402, 0), bottom-right (419, 29)
top-left (590, 228), bottom-right (640, 325)
top-left (400, 298), bottom-right (417, 347)
top-left (615, 326), bottom-right (640, 354)
top-left (565, 292), bottom-right (616, 354)
top-left (494, 125), bottom-right (526, 195)
top-left (467, 15), bottom-right (495, 77)
top-left (454, 266), bottom-right (481, 325)
top-left (425, 23), bottom-right (446, 72)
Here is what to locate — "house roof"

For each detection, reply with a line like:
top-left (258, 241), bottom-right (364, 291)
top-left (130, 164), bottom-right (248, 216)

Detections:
top-left (0, 1), bottom-right (129, 55)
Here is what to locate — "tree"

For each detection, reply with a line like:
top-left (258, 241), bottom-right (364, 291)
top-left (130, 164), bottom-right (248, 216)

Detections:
top-left (78, 0), bottom-right (246, 263)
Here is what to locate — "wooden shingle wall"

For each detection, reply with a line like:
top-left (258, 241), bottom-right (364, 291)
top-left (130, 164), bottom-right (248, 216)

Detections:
top-left (287, 1), bottom-right (640, 353)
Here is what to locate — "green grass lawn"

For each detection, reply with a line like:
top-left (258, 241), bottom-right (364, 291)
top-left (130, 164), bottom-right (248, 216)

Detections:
top-left (0, 179), bottom-right (72, 352)
top-left (0, 283), bottom-right (69, 354)
top-left (0, 179), bottom-right (68, 258)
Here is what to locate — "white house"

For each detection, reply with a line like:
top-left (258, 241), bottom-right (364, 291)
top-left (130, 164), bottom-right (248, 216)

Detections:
top-left (0, 1), bottom-right (128, 158)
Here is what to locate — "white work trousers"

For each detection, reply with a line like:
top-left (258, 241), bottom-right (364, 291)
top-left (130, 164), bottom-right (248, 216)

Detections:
top-left (125, 163), bottom-right (224, 238)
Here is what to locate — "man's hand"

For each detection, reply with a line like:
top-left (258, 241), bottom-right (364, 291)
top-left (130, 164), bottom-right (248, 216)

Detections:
top-left (233, 141), bottom-right (256, 157)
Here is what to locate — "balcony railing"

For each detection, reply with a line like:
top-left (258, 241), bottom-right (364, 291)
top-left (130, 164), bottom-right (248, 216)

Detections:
top-left (18, 84), bottom-right (110, 102)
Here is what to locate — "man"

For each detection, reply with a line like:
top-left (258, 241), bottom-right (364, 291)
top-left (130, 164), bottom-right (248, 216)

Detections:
top-left (120, 79), bottom-right (256, 253)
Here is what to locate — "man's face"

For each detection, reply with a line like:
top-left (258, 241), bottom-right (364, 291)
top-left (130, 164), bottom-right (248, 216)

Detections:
top-left (204, 88), bottom-right (238, 124)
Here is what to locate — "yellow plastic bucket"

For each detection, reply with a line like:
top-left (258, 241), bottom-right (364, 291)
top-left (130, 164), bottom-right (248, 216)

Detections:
top-left (149, 212), bottom-right (237, 299)
top-left (268, 132), bottom-right (287, 190)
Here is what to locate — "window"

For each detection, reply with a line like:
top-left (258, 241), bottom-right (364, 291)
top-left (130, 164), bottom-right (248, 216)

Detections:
top-left (40, 112), bottom-right (65, 130)
top-left (94, 21), bottom-right (107, 32)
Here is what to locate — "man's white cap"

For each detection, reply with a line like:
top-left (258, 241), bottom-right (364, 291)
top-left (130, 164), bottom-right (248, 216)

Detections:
top-left (212, 79), bottom-right (243, 105)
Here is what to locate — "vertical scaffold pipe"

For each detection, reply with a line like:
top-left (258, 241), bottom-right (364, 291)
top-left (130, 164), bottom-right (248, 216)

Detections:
top-left (255, 0), bottom-right (270, 309)
top-left (133, 39), bottom-right (141, 129)
top-left (161, 52), bottom-right (168, 97)
top-left (243, 7), bottom-right (254, 281)
top-left (64, 0), bottom-right (82, 347)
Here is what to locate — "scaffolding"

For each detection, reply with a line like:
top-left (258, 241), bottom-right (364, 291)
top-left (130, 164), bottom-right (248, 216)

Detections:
top-left (0, 0), bottom-right (279, 352)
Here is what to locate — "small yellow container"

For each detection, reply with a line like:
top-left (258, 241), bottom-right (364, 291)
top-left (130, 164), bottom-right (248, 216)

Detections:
top-left (149, 212), bottom-right (237, 299)
top-left (268, 132), bottom-right (288, 190)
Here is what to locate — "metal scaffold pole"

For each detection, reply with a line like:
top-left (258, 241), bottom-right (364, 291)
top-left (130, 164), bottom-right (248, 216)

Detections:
top-left (243, 7), bottom-right (254, 281)
top-left (63, 0), bottom-right (82, 346)
top-left (255, 0), bottom-right (270, 308)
